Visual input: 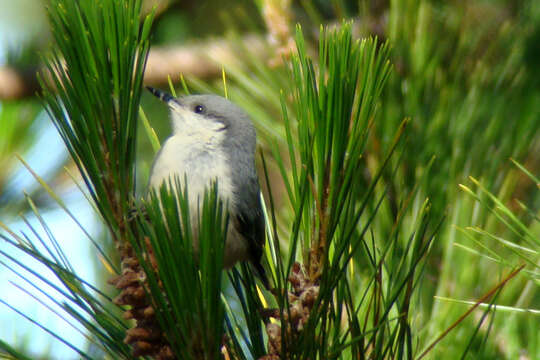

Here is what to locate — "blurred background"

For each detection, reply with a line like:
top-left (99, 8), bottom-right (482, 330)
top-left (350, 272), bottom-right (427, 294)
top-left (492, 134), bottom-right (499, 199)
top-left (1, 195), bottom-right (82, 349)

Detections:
top-left (0, 0), bottom-right (539, 359)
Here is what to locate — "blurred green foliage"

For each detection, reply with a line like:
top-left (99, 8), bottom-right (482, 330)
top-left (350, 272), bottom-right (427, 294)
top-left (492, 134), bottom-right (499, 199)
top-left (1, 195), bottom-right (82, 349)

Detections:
top-left (0, 0), bottom-right (538, 359)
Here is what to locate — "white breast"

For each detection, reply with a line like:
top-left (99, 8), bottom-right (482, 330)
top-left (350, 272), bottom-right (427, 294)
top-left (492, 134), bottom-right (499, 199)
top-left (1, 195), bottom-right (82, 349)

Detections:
top-left (149, 134), bottom-right (234, 208)
top-left (148, 134), bottom-right (249, 267)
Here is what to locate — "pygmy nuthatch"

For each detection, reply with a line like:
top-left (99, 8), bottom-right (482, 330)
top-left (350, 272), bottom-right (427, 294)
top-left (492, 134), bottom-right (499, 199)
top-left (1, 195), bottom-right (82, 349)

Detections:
top-left (146, 87), bottom-right (268, 288)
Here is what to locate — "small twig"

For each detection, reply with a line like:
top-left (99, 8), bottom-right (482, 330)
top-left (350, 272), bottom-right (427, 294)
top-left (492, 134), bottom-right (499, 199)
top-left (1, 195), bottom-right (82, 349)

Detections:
top-left (416, 264), bottom-right (525, 360)
top-left (309, 169), bottom-right (330, 282)
top-left (306, 172), bottom-right (323, 279)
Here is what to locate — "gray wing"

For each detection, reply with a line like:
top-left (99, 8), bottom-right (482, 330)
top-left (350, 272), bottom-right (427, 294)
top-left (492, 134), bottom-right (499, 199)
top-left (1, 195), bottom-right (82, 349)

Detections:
top-left (225, 113), bottom-right (269, 287)
top-left (233, 176), bottom-right (269, 289)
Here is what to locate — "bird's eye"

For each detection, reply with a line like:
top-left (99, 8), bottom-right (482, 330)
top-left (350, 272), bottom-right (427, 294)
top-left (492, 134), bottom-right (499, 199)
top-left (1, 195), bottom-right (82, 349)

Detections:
top-left (194, 105), bottom-right (204, 114)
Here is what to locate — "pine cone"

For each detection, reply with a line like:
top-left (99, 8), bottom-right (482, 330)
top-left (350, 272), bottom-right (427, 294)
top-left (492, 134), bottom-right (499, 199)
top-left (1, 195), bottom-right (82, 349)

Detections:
top-left (108, 240), bottom-right (174, 359)
top-left (261, 262), bottom-right (320, 358)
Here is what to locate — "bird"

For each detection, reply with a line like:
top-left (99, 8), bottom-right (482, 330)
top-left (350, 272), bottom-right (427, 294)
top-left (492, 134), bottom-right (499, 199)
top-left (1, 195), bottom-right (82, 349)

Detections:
top-left (146, 86), bottom-right (268, 288)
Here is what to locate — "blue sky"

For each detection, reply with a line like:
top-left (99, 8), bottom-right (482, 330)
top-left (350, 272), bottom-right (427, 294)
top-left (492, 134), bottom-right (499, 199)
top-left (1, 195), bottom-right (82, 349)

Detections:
top-left (0, 118), bottom-right (100, 358)
top-left (1, 1), bottom-right (99, 357)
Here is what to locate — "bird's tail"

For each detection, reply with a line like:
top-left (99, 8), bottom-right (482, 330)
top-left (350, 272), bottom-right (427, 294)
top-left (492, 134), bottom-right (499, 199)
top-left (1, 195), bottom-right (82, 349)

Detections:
top-left (251, 260), bottom-right (271, 290)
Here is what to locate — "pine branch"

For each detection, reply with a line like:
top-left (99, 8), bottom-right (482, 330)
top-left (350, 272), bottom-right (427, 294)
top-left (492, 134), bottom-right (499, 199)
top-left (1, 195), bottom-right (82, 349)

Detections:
top-left (1, 36), bottom-right (270, 100)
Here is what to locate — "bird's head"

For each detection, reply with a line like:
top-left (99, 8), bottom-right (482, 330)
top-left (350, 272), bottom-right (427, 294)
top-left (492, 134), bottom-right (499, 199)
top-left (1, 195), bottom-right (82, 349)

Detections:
top-left (147, 87), bottom-right (256, 150)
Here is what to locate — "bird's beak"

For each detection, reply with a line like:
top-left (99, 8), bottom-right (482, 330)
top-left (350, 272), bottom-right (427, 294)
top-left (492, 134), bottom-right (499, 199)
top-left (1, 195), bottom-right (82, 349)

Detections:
top-left (146, 86), bottom-right (181, 108)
